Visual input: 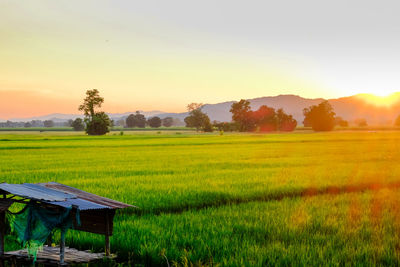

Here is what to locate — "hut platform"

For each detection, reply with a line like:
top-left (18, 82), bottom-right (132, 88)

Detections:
top-left (0, 245), bottom-right (115, 266)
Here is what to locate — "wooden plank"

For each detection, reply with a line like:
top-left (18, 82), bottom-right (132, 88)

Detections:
top-left (3, 246), bottom-right (113, 265)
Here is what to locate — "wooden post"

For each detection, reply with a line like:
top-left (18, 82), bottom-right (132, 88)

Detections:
top-left (60, 230), bottom-right (65, 264)
top-left (0, 211), bottom-right (4, 267)
top-left (105, 210), bottom-right (110, 256)
top-left (0, 194), bottom-right (7, 267)
top-left (46, 233), bottom-right (52, 246)
top-left (0, 211), bottom-right (4, 256)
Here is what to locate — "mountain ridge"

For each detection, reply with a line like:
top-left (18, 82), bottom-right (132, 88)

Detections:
top-left (2, 93), bottom-right (400, 125)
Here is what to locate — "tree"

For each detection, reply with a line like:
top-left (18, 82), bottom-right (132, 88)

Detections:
top-left (43, 120), bottom-right (54, 128)
top-left (78, 89), bottom-right (111, 135)
top-left (184, 105), bottom-right (213, 132)
top-left (162, 117), bottom-right (174, 127)
top-left (187, 103), bottom-right (203, 112)
top-left (24, 122), bottom-right (31, 128)
top-left (125, 111), bottom-right (146, 128)
top-left (71, 118), bottom-right (85, 131)
top-left (85, 112), bottom-right (111, 135)
top-left (354, 118), bottom-right (367, 127)
top-left (395, 115), bottom-right (400, 126)
top-left (230, 99), bottom-right (255, 132)
top-left (335, 117), bottom-right (349, 127)
top-left (253, 105), bottom-right (277, 132)
top-left (213, 121), bottom-right (238, 132)
top-left (125, 114), bottom-right (135, 128)
top-left (276, 108), bottom-right (297, 131)
top-left (303, 101), bottom-right (336, 131)
top-left (148, 116), bottom-right (162, 128)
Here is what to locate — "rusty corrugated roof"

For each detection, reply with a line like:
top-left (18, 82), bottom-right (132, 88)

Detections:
top-left (0, 182), bottom-right (133, 210)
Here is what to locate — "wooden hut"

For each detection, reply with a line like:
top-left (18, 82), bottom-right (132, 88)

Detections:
top-left (0, 182), bottom-right (133, 266)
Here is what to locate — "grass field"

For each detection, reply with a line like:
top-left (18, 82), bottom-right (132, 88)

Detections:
top-left (2, 131), bottom-right (400, 266)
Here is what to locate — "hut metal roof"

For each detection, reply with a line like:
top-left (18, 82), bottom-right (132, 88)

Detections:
top-left (0, 182), bottom-right (133, 211)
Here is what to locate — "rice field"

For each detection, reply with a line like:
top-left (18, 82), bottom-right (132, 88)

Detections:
top-left (2, 131), bottom-right (400, 266)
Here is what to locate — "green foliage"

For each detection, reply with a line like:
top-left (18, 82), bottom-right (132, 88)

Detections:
top-left (303, 101), bottom-right (336, 131)
top-left (78, 89), bottom-right (104, 118)
top-left (2, 132), bottom-right (400, 265)
top-left (184, 108), bottom-right (213, 132)
top-left (213, 122), bottom-right (238, 132)
top-left (276, 108), bottom-right (297, 131)
top-left (230, 99), bottom-right (255, 131)
top-left (126, 111), bottom-right (146, 128)
top-left (230, 100), bottom-right (297, 132)
top-left (79, 89), bottom-right (111, 135)
top-left (71, 118), bottom-right (85, 131)
top-left (84, 112), bottom-right (111, 135)
top-left (147, 116), bottom-right (162, 128)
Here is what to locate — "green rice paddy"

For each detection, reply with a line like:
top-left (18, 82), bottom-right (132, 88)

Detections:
top-left (2, 131), bottom-right (400, 266)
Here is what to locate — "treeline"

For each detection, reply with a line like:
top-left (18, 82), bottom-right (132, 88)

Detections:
top-left (184, 99), bottom-right (297, 132)
top-left (184, 99), bottom-right (396, 133)
top-left (119, 112), bottom-right (182, 128)
top-left (0, 114), bottom-right (183, 131)
top-left (0, 120), bottom-right (70, 128)
top-left (4, 89), bottom-right (400, 135)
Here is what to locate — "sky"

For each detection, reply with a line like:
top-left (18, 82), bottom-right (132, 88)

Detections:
top-left (1, 0), bottom-right (400, 119)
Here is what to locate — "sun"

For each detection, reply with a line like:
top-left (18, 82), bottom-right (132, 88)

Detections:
top-left (356, 93), bottom-right (400, 107)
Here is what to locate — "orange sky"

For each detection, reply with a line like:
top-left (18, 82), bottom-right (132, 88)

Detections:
top-left (2, 1), bottom-right (400, 119)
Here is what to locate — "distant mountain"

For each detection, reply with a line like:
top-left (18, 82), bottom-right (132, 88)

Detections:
top-left (4, 110), bottom-right (166, 123)
top-left (198, 94), bottom-right (400, 125)
top-left (3, 94), bottom-right (400, 125)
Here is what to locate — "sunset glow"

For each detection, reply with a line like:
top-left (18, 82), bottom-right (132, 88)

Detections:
top-left (356, 93), bottom-right (400, 107)
top-left (1, 0), bottom-right (400, 120)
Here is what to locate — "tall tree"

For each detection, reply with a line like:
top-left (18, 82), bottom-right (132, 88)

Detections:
top-left (184, 105), bottom-right (213, 132)
top-left (134, 111), bottom-right (146, 128)
top-left (253, 105), bottom-right (277, 132)
top-left (126, 114), bottom-right (135, 128)
top-left (148, 116), bottom-right (162, 128)
top-left (303, 101), bottom-right (335, 131)
top-left (125, 111), bottom-right (146, 128)
top-left (276, 108), bottom-right (297, 131)
top-left (230, 99), bottom-right (255, 132)
top-left (187, 103), bottom-right (203, 112)
top-left (78, 89), bottom-right (111, 135)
